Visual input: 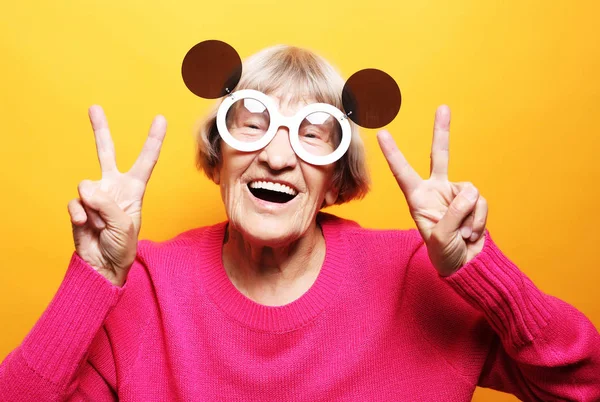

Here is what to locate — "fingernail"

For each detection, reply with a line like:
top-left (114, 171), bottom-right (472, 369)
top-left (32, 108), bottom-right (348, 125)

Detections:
top-left (464, 185), bottom-right (478, 202)
top-left (378, 130), bottom-right (391, 142)
top-left (461, 226), bottom-right (472, 238)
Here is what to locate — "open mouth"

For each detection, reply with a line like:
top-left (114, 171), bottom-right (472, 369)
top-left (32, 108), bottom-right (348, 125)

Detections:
top-left (247, 181), bottom-right (298, 204)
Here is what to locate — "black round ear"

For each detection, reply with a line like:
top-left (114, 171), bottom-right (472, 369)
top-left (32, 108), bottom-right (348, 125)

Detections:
top-left (342, 69), bottom-right (401, 129)
top-left (181, 40), bottom-right (242, 99)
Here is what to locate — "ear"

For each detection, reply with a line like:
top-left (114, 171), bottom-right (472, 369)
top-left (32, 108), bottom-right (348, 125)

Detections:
top-left (324, 185), bottom-right (339, 207)
top-left (213, 166), bottom-right (221, 185)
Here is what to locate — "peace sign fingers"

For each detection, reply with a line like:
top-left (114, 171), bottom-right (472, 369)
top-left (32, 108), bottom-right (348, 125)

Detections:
top-left (430, 105), bottom-right (451, 181)
top-left (377, 129), bottom-right (422, 197)
top-left (89, 105), bottom-right (118, 176)
top-left (129, 115), bottom-right (167, 184)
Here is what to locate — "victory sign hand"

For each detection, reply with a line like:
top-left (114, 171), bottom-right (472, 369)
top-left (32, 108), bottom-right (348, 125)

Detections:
top-left (67, 106), bottom-right (167, 286)
top-left (377, 105), bottom-right (487, 276)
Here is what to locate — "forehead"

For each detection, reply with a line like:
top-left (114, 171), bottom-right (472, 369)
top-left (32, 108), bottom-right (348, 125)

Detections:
top-left (265, 90), bottom-right (318, 116)
top-left (269, 87), bottom-right (315, 104)
top-left (231, 89), bottom-right (320, 118)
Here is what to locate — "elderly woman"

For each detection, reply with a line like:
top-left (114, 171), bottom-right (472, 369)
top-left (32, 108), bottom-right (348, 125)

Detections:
top-left (1, 42), bottom-right (599, 401)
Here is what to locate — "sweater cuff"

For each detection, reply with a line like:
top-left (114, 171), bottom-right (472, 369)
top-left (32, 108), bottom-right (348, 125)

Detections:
top-left (20, 251), bottom-right (125, 386)
top-left (443, 229), bottom-right (555, 349)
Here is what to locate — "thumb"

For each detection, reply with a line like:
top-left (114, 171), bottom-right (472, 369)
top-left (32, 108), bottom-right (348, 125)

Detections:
top-left (436, 184), bottom-right (479, 238)
top-left (78, 181), bottom-right (128, 228)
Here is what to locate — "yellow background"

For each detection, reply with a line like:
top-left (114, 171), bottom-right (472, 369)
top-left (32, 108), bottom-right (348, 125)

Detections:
top-left (1, 1), bottom-right (598, 400)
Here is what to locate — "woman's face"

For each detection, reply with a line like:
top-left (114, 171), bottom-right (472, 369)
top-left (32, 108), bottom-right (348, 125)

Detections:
top-left (215, 93), bottom-right (339, 247)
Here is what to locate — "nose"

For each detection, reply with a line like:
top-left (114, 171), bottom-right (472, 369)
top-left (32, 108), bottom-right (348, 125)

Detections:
top-left (257, 126), bottom-right (298, 171)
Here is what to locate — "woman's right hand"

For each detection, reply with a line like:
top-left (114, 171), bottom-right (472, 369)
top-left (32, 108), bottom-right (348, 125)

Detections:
top-left (67, 105), bottom-right (167, 286)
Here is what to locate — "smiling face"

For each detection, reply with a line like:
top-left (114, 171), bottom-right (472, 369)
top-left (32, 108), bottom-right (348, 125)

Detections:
top-left (214, 93), bottom-right (340, 247)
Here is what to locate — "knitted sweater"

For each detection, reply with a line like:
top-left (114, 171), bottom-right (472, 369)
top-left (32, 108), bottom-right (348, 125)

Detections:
top-left (1, 213), bottom-right (599, 401)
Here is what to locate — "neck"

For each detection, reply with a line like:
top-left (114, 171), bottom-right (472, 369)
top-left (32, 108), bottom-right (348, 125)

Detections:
top-left (221, 221), bottom-right (326, 306)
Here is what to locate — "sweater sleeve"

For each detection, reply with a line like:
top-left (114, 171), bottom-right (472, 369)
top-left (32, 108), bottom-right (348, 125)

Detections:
top-left (442, 229), bottom-right (600, 401)
top-left (0, 251), bottom-right (125, 401)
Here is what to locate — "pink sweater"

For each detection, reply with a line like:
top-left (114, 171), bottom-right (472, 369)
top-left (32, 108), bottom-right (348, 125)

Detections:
top-left (1, 213), bottom-right (599, 401)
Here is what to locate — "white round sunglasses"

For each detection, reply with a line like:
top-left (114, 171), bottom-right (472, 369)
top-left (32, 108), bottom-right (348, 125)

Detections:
top-left (216, 89), bottom-right (352, 166)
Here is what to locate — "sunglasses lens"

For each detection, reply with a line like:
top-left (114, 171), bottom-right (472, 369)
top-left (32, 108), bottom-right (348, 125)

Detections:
top-left (181, 40), bottom-right (242, 99)
top-left (298, 111), bottom-right (342, 157)
top-left (226, 98), bottom-right (271, 143)
top-left (342, 69), bottom-right (401, 129)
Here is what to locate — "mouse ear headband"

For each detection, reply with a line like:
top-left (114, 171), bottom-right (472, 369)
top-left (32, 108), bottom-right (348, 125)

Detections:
top-left (181, 40), bottom-right (402, 129)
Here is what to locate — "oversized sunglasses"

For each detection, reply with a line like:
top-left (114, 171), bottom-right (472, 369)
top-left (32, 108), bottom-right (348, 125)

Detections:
top-left (182, 40), bottom-right (402, 165)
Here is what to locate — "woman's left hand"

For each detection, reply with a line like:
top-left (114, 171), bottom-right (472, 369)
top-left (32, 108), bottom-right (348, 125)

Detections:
top-left (377, 105), bottom-right (487, 276)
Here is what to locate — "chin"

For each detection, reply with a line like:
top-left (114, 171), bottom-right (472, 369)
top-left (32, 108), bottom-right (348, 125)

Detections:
top-left (231, 210), bottom-right (306, 248)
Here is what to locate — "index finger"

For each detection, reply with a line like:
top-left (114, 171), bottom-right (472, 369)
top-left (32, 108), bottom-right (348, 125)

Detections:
top-left (129, 115), bottom-right (167, 184)
top-left (377, 130), bottom-right (422, 196)
top-left (88, 105), bottom-right (118, 175)
top-left (430, 105), bottom-right (450, 180)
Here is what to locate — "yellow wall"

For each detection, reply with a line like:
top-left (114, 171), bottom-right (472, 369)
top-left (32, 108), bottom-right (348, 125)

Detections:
top-left (1, 1), bottom-right (598, 400)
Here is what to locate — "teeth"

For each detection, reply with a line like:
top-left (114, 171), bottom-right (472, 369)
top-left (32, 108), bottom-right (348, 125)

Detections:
top-left (249, 181), bottom-right (297, 196)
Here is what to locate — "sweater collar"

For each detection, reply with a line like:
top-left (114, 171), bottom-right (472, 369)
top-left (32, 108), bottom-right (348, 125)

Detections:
top-left (196, 212), bottom-right (350, 333)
